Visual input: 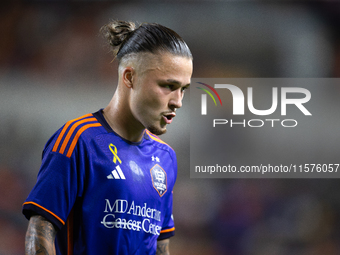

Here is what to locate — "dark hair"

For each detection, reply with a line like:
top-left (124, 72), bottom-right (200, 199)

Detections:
top-left (100, 20), bottom-right (192, 62)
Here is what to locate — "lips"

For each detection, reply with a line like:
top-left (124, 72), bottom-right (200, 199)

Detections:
top-left (162, 112), bottom-right (176, 124)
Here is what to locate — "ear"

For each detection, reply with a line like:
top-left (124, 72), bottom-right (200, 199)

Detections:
top-left (122, 67), bottom-right (135, 88)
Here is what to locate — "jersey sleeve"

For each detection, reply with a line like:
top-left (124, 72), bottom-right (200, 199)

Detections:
top-left (22, 127), bottom-right (86, 230)
top-left (158, 191), bottom-right (175, 240)
top-left (158, 149), bottom-right (177, 240)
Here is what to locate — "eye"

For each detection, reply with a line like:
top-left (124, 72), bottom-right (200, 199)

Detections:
top-left (181, 86), bottom-right (189, 92)
top-left (161, 84), bottom-right (174, 90)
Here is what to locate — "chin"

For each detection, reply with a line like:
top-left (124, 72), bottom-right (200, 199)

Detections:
top-left (147, 125), bottom-right (167, 136)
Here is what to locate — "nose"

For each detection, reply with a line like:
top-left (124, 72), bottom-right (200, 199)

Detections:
top-left (169, 89), bottom-right (183, 110)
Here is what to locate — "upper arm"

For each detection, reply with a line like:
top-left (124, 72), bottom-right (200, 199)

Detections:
top-left (25, 215), bottom-right (57, 255)
top-left (156, 238), bottom-right (170, 255)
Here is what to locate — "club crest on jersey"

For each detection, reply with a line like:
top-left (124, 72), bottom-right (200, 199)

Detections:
top-left (150, 164), bottom-right (167, 197)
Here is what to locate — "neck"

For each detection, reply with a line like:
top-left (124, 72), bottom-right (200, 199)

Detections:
top-left (103, 91), bottom-right (145, 143)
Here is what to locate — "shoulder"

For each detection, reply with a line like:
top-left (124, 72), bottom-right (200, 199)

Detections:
top-left (47, 113), bottom-right (104, 158)
top-left (144, 130), bottom-right (177, 165)
top-left (144, 130), bottom-right (175, 153)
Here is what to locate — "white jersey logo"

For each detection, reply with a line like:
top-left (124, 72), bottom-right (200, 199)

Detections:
top-left (151, 155), bottom-right (160, 162)
top-left (107, 165), bottom-right (126, 180)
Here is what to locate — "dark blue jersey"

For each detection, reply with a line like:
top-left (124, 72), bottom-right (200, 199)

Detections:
top-left (23, 110), bottom-right (177, 255)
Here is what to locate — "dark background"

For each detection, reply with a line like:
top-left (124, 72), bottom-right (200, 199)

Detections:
top-left (1, 1), bottom-right (340, 254)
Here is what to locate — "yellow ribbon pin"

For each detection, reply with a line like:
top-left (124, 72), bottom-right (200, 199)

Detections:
top-left (109, 143), bottom-right (122, 164)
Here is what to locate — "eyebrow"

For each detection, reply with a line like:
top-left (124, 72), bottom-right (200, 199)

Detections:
top-left (165, 79), bottom-right (190, 87)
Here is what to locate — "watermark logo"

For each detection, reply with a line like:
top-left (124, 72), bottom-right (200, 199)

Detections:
top-left (196, 82), bottom-right (222, 115)
top-left (197, 83), bottom-right (312, 116)
top-left (195, 82), bottom-right (312, 128)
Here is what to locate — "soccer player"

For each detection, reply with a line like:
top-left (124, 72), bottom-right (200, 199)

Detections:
top-left (23, 20), bottom-right (193, 255)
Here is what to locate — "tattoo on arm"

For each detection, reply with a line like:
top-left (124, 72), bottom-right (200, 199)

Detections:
top-left (25, 215), bottom-right (57, 255)
top-left (156, 239), bottom-right (170, 255)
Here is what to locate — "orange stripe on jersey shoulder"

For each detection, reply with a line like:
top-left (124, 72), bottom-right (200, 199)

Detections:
top-left (160, 227), bottom-right (175, 234)
top-left (145, 130), bottom-right (166, 144)
top-left (59, 117), bottom-right (97, 154)
top-left (66, 122), bottom-right (102, 158)
top-left (52, 113), bottom-right (93, 152)
top-left (23, 201), bottom-right (65, 225)
top-left (145, 130), bottom-right (172, 149)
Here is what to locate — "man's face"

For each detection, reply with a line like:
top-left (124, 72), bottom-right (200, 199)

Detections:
top-left (130, 52), bottom-right (193, 135)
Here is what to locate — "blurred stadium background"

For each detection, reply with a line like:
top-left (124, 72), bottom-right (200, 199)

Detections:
top-left (1, 1), bottom-right (340, 254)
